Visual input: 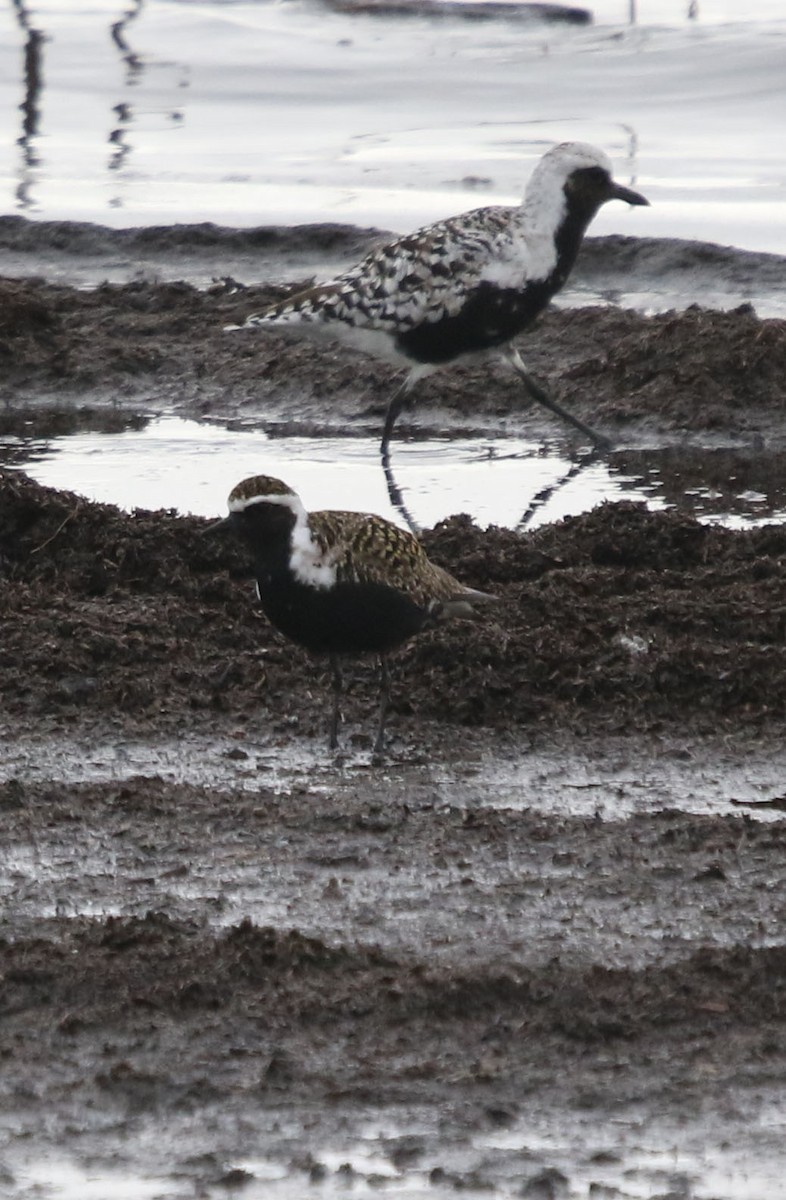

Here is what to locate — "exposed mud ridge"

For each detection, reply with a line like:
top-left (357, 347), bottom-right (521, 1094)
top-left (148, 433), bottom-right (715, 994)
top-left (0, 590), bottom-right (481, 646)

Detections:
top-left (2, 910), bottom-right (785, 1081)
top-left (2, 770), bottom-right (786, 1194)
top-left (0, 213), bottom-right (384, 259)
top-left (324, 0), bottom-right (592, 23)
top-left (2, 467), bottom-right (786, 740)
top-left (3, 215), bottom-right (785, 303)
top-left (567, 304), bottom-right (786, 429)
top-left (1, 271), bottom-right (785, 439)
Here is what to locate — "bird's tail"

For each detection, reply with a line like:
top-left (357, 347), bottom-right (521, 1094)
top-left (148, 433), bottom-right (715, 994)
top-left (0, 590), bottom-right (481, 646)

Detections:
top-left (433, 587), bottom-right (498, 620)
top-left (224, 313), bottom-right (270, 332)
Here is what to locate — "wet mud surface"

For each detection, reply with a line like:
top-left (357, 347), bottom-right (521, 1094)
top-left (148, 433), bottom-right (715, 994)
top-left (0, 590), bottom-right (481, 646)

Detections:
top-left (2, 220), bottom-right (786, 1196)
top-left (1, 218), bottom-right (785, 447)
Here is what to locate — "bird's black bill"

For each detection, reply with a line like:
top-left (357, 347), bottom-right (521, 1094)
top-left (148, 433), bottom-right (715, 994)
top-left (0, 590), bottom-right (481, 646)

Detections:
top-left (199, 515), bottom-right (231, 536)
top-left (610, 181), bottom-right (649, 207)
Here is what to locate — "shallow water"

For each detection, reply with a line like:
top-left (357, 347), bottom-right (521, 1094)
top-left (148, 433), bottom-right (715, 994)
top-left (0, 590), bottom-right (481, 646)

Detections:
top-left (10, 1099), bottom-right (786, 1199)
top-left (4, 722), bottom-right (786, 824)
top-left (1, 0), bottom-right (784, 253)
top-left (5, 414), bottom-right (785, 532)
top-left (15, 1102), bottom-right (786, 1200)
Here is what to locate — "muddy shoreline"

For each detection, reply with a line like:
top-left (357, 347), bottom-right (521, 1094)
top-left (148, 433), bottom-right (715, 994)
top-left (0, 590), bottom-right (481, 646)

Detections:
top-left (2, 219), bottom-right (785, 452)
top-left (2, 219), bottom-right (786, 1196)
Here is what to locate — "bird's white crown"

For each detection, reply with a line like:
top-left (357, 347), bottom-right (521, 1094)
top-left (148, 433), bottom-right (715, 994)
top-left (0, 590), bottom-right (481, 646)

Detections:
top-left (537, 141), bottom-right (614, 178)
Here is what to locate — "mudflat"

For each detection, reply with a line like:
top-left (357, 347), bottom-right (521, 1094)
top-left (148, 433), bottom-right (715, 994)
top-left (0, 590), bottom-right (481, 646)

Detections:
top-left (1, 220), bottom-right (786, 1196)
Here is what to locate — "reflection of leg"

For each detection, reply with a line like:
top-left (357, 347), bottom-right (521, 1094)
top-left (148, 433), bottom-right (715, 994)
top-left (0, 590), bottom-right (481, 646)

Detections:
top-left (381, 446), bottom-right (420, 535)
top-left (21, 28), bottom-right (44, 140)
top-left (516, 449), bottom-right (600, 531)
top-left (373, 656), bottom-right (391, 756)
top-left (111, 0), bottom-right (144, 78)
top-left (505, 347), bottom-right (612, 451)
top-left (328, 654), bottom-right (342, 750)
top-left (12, 14), bottom-right (45, 209)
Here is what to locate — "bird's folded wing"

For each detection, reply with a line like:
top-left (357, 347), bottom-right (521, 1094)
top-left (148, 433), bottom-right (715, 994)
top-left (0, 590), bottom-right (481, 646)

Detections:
top-left (310, 511), bottom-right (468, 606)
top-left (259, 205), bottom-right (529, 333)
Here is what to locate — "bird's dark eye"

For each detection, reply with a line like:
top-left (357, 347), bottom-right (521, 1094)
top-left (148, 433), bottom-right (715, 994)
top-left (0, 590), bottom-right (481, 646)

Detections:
top-left (570, 165), bottom-right (610, 191)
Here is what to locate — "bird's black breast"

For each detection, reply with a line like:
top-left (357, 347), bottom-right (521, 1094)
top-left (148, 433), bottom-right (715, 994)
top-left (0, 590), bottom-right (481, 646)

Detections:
top-left (395, 278), bottom-right (555, 365)
top-left (256, 570), bottom-right (430, 656)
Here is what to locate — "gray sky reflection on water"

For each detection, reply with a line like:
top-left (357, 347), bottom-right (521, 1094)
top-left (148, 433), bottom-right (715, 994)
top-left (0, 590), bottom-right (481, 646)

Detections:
top-left (1, 1), bottom-right (785, 252)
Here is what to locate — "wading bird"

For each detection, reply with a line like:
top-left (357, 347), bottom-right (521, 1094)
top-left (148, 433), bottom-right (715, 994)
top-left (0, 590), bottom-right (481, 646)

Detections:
top-left (210, 474), bottom-right (495, 754)
top-left (227, 142), bottom-right (648, 455)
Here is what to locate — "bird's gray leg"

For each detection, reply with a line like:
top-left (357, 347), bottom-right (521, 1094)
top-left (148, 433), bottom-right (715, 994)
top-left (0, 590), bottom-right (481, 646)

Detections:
top-left (380, 375), bottom-right (422, 532)
top-left (505, 347), bottom-right (613, 451)
top-left (372, 655), bottom-right (391, 757)
top-left (329, 654), bottom-right (342, 750)
top-left (380, 375), bottom-right (415, 456)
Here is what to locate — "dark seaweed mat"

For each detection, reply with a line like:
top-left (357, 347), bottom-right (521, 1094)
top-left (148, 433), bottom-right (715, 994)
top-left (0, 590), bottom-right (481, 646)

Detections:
top-left (564, 304), bottom-right (786, 429)
top-left (2, 468), bottom-right (786, 734)
top-left (1, 274), bottom-right (785, 433)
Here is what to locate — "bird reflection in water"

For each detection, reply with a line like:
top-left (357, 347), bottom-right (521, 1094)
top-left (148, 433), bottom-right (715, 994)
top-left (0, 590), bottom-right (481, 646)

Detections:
top-left (11, 0), bottom-right (44, 209)
top-left (9, 1), bottom-right (153, 209)
top-left (111, 0), bottom-right (145, 82)
top-left (382, 440), bottom-right (603, 538)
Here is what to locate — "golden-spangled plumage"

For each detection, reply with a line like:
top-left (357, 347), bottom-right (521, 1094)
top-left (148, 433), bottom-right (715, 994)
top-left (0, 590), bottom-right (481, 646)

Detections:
top-left (306, 509), bottom-right (476, 611)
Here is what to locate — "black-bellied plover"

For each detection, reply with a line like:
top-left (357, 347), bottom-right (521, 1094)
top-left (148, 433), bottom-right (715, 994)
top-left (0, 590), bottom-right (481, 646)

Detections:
top-left (228, 142), bottom-right (648, 452)
top-left (210, 474), bottom-right (495, 753)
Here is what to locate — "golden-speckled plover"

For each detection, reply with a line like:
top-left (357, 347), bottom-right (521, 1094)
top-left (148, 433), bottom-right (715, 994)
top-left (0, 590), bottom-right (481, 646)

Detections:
top-left (211, 474), bottom-right (495, 753)
top-left (228, 142), bottom-right (648, 452)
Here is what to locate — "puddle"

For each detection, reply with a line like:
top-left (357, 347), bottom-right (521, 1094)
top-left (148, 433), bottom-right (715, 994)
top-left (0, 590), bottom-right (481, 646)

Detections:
top-left (4, 414), bottom-right (785, 533)
top-left (3, 721), bottom-right (786, 821)
top-left (12, 1161), bottom-right (168, 1200)
top-left (474, 1100), bottom-right (786, 1200)
top-left (3, 720), bottom-right (784, 967)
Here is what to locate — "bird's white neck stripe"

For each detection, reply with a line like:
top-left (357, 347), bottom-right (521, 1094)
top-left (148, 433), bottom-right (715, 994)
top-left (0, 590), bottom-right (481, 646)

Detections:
top-left (229, 491), bottom-right (336, 589)
top-left (520, 173), bottom-right (569, 282)
top-left (290, 512), bottom-right (336, 590)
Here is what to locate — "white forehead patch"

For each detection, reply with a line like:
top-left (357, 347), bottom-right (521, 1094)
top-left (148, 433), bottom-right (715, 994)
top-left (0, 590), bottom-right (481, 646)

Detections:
top-left (548, 141), bottom-right (613, 175)
top-left (228, 489), bottom-right (336, 590)
top-left (227, 490), bottom-right (300, 515)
